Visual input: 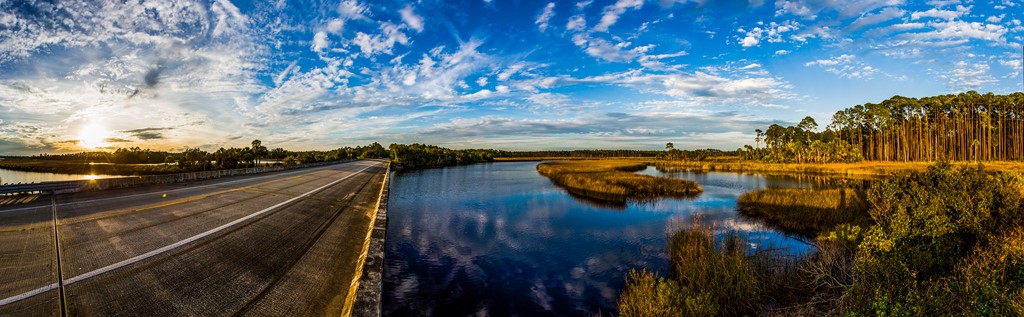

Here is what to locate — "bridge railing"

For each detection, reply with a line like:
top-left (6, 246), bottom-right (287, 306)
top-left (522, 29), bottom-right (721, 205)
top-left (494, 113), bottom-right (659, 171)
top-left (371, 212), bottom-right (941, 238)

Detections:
top-left (0, 159), bottom-right (356, 195)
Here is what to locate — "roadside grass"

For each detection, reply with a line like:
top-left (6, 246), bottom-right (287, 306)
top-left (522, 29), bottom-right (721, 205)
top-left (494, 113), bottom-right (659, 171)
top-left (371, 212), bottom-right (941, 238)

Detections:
top-left (536, 160), bottom-right (702, 203)
top-left (737, 188), bottom-right (873, 237)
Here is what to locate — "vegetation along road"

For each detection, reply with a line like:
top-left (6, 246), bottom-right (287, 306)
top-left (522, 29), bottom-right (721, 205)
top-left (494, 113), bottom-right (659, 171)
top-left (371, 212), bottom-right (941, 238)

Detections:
top-left (0, 159), bottom-right (388, 316)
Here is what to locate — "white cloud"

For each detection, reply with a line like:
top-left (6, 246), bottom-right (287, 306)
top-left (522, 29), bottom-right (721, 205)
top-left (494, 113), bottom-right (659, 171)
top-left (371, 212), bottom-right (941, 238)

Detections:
top-left (476, 76), bottom-right (489, 86)
top-left (326, 19), bottom-right (345, 34)
top-left (846, 7), bottom-right (904, 32)
top-left (536, 3), bottom-right (556, 32)
top-left (351, 22), bottom-right (410, 56)
top-left (594, 0), bottom-right (644, 32)
top-left (910, 5), bottom-right (969, 21)
top-left (1000, 59), bottom-right (1022, 77)
top-left (338, 0), bottom-right (369, 20)
top-left (312, 31), bottom-right (330, 52)
top-left (775, 49), bottom-right (791, 55)
top-left (575, 69), bottom-right (794, 107)
top-left (580, 37), bottom-right (644, 62)
top-left (899, 20), bottom-right (1007, 43)
top-left (741, 36), bottom-right (759, 47)
top-left (736, 20), bottom-right (799, 47)
top-left (804, 54), bottom-right (880, 79)
top-left (274, 60), bottom-right (300, 86)
top-left (400, 6), bottom-right (424, 32)
top-left (497, 63), bottom-right (527, 81)
top-left (527, 92), bottom-right (570, 106)
top-left (946, 60), bottom-right (997, 90)
top-left (805, 54), bottom-right (856, 67)
top-left (566, 15), bottom-right (587, 32)
top-left (774, 0), bottom-right (903, 20)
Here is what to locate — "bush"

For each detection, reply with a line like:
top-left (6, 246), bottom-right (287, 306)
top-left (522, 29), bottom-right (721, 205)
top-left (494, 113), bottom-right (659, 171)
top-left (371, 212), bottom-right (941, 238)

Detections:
top-left (846, 163), bottom-right (1024, 314)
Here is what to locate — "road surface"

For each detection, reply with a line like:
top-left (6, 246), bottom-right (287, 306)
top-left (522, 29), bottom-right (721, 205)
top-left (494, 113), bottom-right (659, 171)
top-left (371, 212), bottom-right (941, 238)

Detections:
top-left (0, 160), bottom-right (388, 316)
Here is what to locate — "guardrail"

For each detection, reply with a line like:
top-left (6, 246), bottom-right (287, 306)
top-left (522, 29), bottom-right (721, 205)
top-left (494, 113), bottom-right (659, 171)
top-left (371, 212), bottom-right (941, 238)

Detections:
top-left (0, 160), bottom-right (356, 195)
top-left (0, 181), bottom-right (83, 195)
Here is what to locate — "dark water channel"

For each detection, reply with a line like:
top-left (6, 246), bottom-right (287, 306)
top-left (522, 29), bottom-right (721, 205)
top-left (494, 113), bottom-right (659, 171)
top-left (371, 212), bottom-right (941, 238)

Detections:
top-left (382, 162), bottom-right (826, 316)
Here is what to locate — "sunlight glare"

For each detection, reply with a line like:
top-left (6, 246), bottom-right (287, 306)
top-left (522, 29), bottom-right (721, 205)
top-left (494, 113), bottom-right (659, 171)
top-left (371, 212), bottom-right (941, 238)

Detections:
top-left (84, 174), bottom-right (99, 181)
top-left (78, 124), bottom-right (109, 149)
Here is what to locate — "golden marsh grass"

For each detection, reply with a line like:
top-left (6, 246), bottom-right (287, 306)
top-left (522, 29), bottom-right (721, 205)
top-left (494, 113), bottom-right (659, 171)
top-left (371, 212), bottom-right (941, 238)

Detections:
top-left (737, 188), bottom-right (872, 237)
top-left (535, 160), bottom-right (702, 203)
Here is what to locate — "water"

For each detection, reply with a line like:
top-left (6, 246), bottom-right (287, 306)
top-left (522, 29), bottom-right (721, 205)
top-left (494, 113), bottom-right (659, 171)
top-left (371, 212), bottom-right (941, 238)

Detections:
top-left (0, 168), bottom-right (118, 185)
top-left (383, 162), bottom-right (819, 316)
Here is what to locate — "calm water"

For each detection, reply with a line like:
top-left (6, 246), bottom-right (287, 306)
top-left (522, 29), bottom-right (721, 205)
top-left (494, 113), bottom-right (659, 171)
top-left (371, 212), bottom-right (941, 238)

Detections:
top-left (383, 162), bottom-right (819, 316)
top-left (0, 168), bottom-right (118, 185)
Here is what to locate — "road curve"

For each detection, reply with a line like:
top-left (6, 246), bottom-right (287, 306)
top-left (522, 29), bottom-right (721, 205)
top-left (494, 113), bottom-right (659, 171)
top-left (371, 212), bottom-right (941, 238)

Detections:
top-left (0, 159), bottom-right (388, 316)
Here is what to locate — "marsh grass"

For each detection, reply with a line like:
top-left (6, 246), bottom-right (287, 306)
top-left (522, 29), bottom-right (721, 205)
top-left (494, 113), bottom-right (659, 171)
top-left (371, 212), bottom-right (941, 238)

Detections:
top-left (737, 188), bottom-right (872, 237)
top-left (618, 217), bottom-right (818, 316)
top-left (648, 160), bottom-right (1024, 177)
top-left (536, 160), bottom-right (702, 203)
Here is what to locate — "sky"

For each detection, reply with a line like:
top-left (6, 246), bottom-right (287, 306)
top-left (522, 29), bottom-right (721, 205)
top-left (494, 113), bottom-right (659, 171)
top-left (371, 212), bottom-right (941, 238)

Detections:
top-left (0, 0), bottom-right (1021, 155)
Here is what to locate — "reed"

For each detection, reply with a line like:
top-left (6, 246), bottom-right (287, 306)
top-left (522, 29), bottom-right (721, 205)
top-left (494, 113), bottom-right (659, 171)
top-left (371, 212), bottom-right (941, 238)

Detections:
top-left (535, 160), bottom-right (702, 203)
top-left (737, 188), bottom-right (872, 237)
top-left (619, 217), bottom-right (807, 316)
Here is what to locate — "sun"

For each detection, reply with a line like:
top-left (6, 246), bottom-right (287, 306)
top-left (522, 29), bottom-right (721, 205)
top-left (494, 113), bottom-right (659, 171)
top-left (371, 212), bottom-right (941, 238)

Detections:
top-left (78, 124), bottom-right (110, 150)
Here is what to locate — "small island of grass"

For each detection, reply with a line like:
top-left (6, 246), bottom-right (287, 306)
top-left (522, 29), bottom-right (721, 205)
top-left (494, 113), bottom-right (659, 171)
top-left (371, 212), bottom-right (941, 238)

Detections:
top-left (737, 188), bottom-right (873, 237)
top-left (536, 160), bottom-right (702, 203)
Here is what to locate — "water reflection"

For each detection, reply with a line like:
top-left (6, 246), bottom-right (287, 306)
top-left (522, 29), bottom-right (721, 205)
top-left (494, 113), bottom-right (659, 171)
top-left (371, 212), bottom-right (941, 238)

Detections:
top-left (0, 168), bottom-right (118, 185)
top-left (383, 162), bottom-right (817, 316)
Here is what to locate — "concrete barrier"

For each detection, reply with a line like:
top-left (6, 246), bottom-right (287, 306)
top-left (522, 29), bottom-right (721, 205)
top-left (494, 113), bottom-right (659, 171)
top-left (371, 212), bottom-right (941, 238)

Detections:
top-left (0, 160), bottom-right (354, 195)
top-left (351, 162), bottom-right (391, 317)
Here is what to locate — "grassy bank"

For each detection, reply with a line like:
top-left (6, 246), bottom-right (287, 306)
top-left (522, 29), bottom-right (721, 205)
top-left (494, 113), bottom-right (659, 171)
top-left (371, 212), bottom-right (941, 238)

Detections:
top-left (737, 188), bottom-right (872, 237)
top-left (536, 160), bottom-right (702, 202)
top-left (620, 163), bottom-right (1024, 316)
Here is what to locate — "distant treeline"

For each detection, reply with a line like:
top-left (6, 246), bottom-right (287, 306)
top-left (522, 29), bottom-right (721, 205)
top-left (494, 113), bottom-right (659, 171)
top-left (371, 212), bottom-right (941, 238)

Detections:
top-left (742, 91), bottom-right (1024, 163)
top-left (658, 144), bottom-right (735, 161)
top-left (25, 141), bottom-right (390, 172)
top-left (389, 144), bottom-right (495, 170)
top-left (492, 149), bottom-right (663, 158)
top-left (740, 116), bottom-right (863, 164)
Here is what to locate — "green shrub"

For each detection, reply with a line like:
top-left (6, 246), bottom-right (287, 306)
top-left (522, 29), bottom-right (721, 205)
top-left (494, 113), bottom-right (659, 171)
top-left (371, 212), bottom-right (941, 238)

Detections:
top-left (846, 163), bottom-right (1024, 314)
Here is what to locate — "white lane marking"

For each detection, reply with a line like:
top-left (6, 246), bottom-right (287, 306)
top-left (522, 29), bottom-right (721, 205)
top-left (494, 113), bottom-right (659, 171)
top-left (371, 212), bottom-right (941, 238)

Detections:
top-left (0, 283), bottom-right (58, 306)
top-left (0, 163), bottom-right (380, 306)
top-left (0, 161), bottom-right (372, 214)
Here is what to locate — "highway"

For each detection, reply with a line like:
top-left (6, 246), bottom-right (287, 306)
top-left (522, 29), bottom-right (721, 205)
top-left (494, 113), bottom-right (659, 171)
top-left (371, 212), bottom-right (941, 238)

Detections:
top-left (0, 160), bottom-right (388, 316)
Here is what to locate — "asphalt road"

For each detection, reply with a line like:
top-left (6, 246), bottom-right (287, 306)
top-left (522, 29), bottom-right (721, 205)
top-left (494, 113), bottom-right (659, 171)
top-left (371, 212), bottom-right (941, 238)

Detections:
top-left (0, 159), bottom-right (388, 316)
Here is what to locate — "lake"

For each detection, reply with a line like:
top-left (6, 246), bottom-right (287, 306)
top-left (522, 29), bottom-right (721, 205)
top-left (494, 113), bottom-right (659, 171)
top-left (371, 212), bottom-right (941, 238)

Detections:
top-left (0, 168), bottom-right (119, 185)
top-left (382, 161), bottom-right (822, 316)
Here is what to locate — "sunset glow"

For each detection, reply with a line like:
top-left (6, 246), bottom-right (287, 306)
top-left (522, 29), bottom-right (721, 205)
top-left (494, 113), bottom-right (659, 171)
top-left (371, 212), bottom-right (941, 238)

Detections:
top-left (78, 124), bottom-right (110, 150)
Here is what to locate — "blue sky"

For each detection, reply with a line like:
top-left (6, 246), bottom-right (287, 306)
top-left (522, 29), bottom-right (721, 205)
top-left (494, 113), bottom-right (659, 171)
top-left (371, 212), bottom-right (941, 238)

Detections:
top-left (0, 0), bottom-right (1021, 155)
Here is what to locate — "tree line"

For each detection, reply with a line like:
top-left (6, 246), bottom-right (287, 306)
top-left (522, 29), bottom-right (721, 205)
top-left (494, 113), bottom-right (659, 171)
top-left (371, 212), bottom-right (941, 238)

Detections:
top-left (658, 143), bottom-right (732, 161)
top-left (29, 140), bottom-right (390, 171)
top-left (739, 116), bottom-right (863, 163)
top-left (492, 149), bottom-right (663, 158)
top-left (389, 143), bottom-right (495, 170)
top-left (742, 91), bottom-right (1024, 163)
top-left (829, 91), bottom-right (1024, 161)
